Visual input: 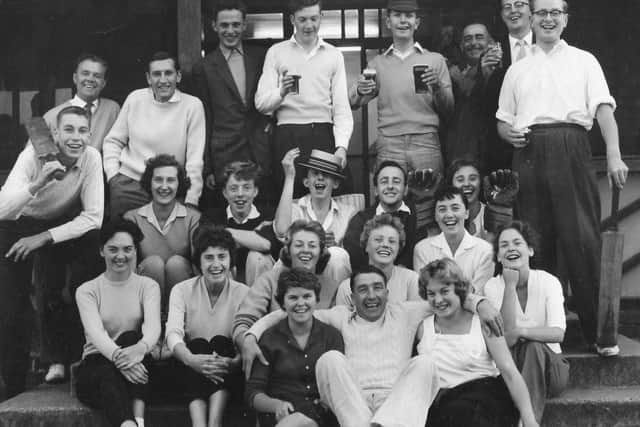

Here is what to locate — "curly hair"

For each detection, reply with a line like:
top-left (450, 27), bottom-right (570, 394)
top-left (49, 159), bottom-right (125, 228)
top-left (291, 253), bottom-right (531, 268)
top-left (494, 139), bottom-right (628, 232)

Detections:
top-left (139, 154), bottom-right (190, 199)
top-left (280, 220), bottom-right (331, 275)
top-left (418, 258), bottom-right (470, 304)
top-left (100, 217), bottom-right (144, 248)
top-left (191, 224), bottom-right (237, 272)
top-left (359, 213), bottom-right (406, 253)
top-left (493, 220), bottom-right (539, 272)
top-left (275, 267), bottom-right (321, 307)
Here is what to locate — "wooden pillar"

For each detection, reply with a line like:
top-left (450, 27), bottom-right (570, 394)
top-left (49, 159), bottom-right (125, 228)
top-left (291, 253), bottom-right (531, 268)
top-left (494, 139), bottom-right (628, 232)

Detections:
top-left (177, 0), bottom-right (202, 76)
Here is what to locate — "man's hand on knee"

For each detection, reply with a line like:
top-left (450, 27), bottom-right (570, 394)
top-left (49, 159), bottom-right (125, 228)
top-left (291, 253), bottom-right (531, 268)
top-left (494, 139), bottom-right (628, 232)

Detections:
top-left (5, 231), bottom-right (53, 262)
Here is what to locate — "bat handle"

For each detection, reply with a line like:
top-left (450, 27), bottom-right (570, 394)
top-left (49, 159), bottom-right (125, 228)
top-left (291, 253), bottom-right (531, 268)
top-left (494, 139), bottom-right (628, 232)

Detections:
top-left (611, 187), bottom-right (620, 231)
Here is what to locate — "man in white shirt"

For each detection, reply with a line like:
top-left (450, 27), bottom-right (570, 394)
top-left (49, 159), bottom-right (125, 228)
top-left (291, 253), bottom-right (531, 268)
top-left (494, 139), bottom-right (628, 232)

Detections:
top-left (254, 0), bottom-right (353, 198)
top-left (496, 0), bottom-right (628, 355)
top-left (0, 106), bottom-right (104, 397)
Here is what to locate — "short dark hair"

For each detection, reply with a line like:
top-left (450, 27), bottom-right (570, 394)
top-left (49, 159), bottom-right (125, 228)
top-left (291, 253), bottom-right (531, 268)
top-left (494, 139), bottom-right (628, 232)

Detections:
top-left (373, 160), bottom-right (407, 186)
top-left (191, 224), bottom-right (237, 272)
top-left (280, 220), bottom-right (331, 275)
top-left (349, 264), bottom-right (387, 292)
top-left (139, 154), bottom-right (190, 199)
top-left (275, 267), bottom-right (321, 307)
top-left (434, 185), bottom-right (469, 210)
top-left (446, 158), bottom-right (481, 187)
top-left (100, 218), bottom-right (144, 248)
top-left (418, 258), bottom-right (470, 303)
top-left (220, 161), bottom-right (261, 189)
top-left (288, 0), bottom-right (322, 14)
top-left (74, 53), bottom-right (109, 78)
top-left (148, 51), bottom-right (179, 72)
top-left (360, 213), bottom-right (406, 252)
top-left (56, 105), bottom-right (90, 126)
top-left (493, 220), bottom-right (539, 271)
top-left (213, 0), bottom-right (248, 19)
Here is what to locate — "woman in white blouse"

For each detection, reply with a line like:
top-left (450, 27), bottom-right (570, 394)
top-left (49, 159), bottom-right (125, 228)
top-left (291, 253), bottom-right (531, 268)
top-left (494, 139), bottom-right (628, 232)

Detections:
top-left (418, 258), bottom-right (538, 427)
top-left (165, 224), bottom-right (248, 427)
top-left (484, 221), bottom-right (569, 424)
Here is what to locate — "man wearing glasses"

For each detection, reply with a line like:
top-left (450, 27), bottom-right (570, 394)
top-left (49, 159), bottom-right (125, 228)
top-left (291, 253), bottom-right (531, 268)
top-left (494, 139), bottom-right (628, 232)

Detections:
top-left (496, 0), bottom-right (628, 357)
top-left (484, 0), bottom-right (534, 172)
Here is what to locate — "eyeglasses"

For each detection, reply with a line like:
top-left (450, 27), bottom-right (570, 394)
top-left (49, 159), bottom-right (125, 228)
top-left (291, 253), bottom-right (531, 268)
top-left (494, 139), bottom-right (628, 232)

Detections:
top-left (533, 9), bottom-right (566, 18)
top-left (502, 1), bottom-right (529, 12)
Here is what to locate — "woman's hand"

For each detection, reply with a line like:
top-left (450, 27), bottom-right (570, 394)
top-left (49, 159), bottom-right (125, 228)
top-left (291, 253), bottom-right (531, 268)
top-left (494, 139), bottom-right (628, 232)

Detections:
top-left (114, 343), bottom-right (146, 370)
top-left (274, 400), bottom-right (294, 422)
top-left (120, 363), bottom-right (149, 385)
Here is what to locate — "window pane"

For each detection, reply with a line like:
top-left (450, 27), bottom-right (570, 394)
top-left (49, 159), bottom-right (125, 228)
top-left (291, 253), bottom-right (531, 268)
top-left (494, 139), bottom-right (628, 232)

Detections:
top-left (364, 9), bottom-right (379, 38)
top-left (245, 13), bottom-right (283, 39)
top-left (318, 10), bottom-right (341, 39)
top-left (345, 9), bottom-right (359, 39)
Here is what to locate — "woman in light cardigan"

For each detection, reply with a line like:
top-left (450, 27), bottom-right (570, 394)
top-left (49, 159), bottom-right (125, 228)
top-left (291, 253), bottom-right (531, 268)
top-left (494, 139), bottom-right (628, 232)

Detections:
top-left (75, 218), bottom-right (161, 427)
top-left (165, 225), bottom-right (248, 427)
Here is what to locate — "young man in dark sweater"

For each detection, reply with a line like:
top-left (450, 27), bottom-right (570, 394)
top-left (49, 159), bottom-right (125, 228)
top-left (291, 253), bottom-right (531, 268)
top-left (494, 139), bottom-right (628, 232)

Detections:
top-left (202, 161), bottom-right (281, 285)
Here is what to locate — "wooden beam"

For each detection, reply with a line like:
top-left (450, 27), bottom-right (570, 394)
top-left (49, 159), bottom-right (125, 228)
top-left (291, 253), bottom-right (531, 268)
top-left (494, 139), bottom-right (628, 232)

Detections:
top-left (177, 0), bottom-right (201, 75)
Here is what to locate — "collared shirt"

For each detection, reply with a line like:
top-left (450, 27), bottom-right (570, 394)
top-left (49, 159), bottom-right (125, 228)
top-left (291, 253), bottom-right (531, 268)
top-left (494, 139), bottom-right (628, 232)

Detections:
top-left (220, 43), bottom-right (247, 105)
top-left (383, 41), bottom-right (425, 61)
top-left (166, 276), bottom-right (248, 352)
top-left (137, 202), bottom-right (186, 235)
top-left (71, 94), bottom-right (99, 115)
top-left (245, 317), bottom-right (344, 408)
top-left (413, 231), bottom-right (494, 295)
top-left (485, 270), bottom-right (566, 353)
top-left (508, 32), bottom-right (533, 62)
top-left (375, 201), bottom-right (411, 216)
top-left (226, 204), bottom-right (261, 225)
top-left (496, 40), bottom-right (616, 131)
top-left (292, 195), bottom-right (357, 245)
top-left (0, 144), bottom-right (104, 243)
top-left (254, 36), bottom-right (353, 150)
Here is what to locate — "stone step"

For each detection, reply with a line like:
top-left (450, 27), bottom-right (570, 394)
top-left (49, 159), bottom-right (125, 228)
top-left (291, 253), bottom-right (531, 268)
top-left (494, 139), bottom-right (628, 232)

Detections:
top-left (543, 386), bottom-right (640, 427)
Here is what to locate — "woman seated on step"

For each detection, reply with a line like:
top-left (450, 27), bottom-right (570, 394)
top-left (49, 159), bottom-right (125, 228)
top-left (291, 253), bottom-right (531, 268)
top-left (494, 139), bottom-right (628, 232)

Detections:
top-left (165, 225), bottom-right (248, 427)
top-left (124, 154), bottom-right (200, 317)
top-left (484, 221), bottom-right (569, 424)
top-left (75, 218), bottom-right (161, 427)
top-left (246, 267), bottom-right (344, 427)
top-left (417, 258), bottom-right (538, 427)
top-left (334, 213), bottom-right (421, 305)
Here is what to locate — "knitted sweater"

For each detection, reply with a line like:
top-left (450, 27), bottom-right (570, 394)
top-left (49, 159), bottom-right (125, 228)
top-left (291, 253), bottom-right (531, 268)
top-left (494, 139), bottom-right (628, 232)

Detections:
top-left (43, 97), bottom-right (120, 152)
top-left (102, 88), bottom-right (205, 205)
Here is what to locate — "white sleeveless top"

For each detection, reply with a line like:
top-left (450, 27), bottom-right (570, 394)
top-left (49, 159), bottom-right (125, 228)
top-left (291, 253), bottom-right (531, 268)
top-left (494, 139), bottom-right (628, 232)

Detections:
top-left (418, 314), bottom-right (499, 389)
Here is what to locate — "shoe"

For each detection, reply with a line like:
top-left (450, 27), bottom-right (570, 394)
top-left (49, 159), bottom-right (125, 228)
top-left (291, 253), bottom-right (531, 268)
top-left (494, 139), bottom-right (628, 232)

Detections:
top-left (44, 364), bottom-right (66, 383)
top-left (596, 344), bottom-right (620, 357)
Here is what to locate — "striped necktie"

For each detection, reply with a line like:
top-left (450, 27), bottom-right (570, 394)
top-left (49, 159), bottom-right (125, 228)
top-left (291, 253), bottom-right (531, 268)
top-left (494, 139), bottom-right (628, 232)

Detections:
top-left (84, 101), bottom-right (94, 120)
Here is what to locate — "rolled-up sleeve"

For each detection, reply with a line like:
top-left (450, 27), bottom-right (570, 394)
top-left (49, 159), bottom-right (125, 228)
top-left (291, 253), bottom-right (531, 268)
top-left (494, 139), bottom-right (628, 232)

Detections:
top-left (585, 52), bottom-right (616, 118)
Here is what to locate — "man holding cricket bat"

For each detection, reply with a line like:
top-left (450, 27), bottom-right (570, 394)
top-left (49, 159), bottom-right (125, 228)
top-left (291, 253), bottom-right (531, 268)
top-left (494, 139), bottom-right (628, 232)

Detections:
top-left (496, 0), bottom-right (628, 356)
top-left (0, 106), bottom-right (103, 398)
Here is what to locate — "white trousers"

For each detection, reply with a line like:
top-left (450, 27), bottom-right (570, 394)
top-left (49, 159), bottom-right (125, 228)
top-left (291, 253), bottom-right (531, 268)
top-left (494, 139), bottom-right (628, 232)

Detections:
top-left (316, 351), bottom-right (440, 427)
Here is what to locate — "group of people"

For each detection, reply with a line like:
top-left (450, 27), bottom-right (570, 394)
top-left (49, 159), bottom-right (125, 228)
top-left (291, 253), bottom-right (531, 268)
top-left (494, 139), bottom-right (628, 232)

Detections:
top-left (0, 0), bottom-right (630, 426)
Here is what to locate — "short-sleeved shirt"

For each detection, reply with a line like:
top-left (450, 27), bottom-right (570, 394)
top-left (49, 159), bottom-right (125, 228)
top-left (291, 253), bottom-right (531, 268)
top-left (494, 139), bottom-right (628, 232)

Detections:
top-left (484, 269), bottom-right (566, 353)
top-left (246, 317), bottom-right (344, 407)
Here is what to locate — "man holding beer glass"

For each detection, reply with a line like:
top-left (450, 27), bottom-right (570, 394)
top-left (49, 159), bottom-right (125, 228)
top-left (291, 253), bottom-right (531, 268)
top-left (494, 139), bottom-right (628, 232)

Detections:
top-left (350, 0), bottom-right (454, 234)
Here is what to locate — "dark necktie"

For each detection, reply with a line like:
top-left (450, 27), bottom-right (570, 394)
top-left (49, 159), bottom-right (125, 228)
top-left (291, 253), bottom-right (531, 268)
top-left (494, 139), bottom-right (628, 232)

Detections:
top-left (84, 101), bottom-right (94, 120)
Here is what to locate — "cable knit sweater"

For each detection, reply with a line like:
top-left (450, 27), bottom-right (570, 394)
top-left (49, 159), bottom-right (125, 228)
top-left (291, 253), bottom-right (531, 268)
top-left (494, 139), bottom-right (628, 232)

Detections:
top-left (102, 88), bottom-right (205, 205)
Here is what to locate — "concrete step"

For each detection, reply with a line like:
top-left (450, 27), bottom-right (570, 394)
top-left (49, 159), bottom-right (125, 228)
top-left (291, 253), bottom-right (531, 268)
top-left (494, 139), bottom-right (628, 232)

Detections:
top-left (543, 386), bottom-right (640, 427)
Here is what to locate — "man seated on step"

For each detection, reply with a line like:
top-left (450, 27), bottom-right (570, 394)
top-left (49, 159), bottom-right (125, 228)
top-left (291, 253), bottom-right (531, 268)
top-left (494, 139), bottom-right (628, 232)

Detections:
top-left (0, 106), bottom-right (104, 396)
top-left (414, 186), bottom-right (494, 295)
top-left (242, 265), bottom-right (503, 427)
top-left (202, 160), bottom-right (281, 286)
top-left (343, 160), bottom-right (417, 270)
top-left (273, 148), bottom-right (357, 284)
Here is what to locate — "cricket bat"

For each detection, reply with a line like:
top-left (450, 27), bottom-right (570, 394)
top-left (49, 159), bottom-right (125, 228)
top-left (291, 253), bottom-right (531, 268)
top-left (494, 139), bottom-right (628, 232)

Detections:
top-left (25, 117), bottom-right (65, 180)
top-left (597, 187), bottom-right (624, 348)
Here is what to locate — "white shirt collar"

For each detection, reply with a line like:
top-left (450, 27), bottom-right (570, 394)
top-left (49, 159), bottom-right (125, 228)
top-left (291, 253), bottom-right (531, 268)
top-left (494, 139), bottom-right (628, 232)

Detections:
top-left (290, 35), bottom-right (328, 58)
top-left (148, 88), bottom-right (181, 104)
top-left (70, 95), bottom-right (99, 113)
top-left (375, 201), bottom-right (411, 216)
top-left (509, 31), bottom-right (533, 50)
top-left (384, 42), bottom-right (425, 59)
top-left (531, 39), bottom-right (568, 56)
top-left (226, 204), bottom-right (261, 224)
top-left (137, 202), bottom-right (187, 235)
top-left (431, 230), bottom-right (477, 257)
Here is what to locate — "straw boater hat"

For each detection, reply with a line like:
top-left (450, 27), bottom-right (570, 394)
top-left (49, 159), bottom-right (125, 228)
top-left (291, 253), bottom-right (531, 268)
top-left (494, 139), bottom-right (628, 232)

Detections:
top-left (298, 149), bottom-right (346, 180)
